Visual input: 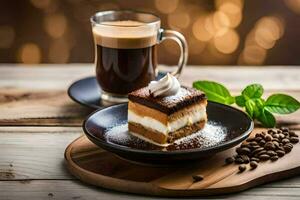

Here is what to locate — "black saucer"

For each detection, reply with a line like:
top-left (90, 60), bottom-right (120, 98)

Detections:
top-left (68, 72), bottom-right (166, 109)
top-left (83, 102), bottom-right (254, 164)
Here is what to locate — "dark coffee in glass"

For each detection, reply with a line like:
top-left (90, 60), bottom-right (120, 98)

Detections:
top-left (93, 20), bottom-right (157, 96)
top-left (91, 11), bottom-right (188, 103)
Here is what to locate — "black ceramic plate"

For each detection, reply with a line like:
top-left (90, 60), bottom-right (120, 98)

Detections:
top-left (68, 72), bottom-right (166, 109)
top-left (83, 102), bottom-right (253, 165)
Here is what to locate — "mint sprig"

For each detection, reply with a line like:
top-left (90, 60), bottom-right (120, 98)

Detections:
top-left (193, 81), bottom-right (300, 128)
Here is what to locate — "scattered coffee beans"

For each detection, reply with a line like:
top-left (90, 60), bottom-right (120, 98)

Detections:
top-left (250, 161), bottom-right (258, 169)
top-left (239, 165), bottom-right (247, 172)
top-left (192, 175), bottom-right (204, 182)
top-left (225, 128), bottom-right (298, 173)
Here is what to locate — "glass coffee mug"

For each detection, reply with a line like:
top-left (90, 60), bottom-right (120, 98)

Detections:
top-left (90, 10), bottom-right (188, 103)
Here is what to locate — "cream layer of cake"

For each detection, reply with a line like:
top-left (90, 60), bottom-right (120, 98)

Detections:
top-left (128, 100), bottom-right (207, 135)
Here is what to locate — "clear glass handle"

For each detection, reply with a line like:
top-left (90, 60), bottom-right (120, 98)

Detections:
top-left (158, 29), bottom-right (188, 77)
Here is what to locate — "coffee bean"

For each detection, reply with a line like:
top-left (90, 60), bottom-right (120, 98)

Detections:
top-left (285, 143), bottom-right (293, 148)
top-left (241, 155), bottom-right (250, 163)
top-left (239, 165), bottom-right (246, 173)
top-left (273, 141), bottom-right (280, 149)
top-left (251, 157), bottom-right (260, 162)
top-left (246, 138), bottom-right (255, 142)
top-left (250, 161), bottom-right (258, 169)
top-left (233, 154), bottom-right (240, 159)
top-left (290, 137), bottom-right (299, 144)
top-left (279, 134), bottom-right (285, 140)
top-left (236, 147), bottom-right (242, 154)
top-left (251, 145), bottom-right (261, 150)
top-left (225, 157), bottom-right (234, 164)
top-left (259, 140), bottom-right (266, 146)
top-left (235, 158), bottom-right (244, 164)
top-left (256, 150), bottom-right (267, 156)
top-left (265, 134), bottom-right (273, 141)
top-left (278, 146), bottom-right (285, 151)
top-left (268, 129), bottom-right (275, 134)
top-left (240, 147), bottom-right (251, 155)
top-left (282, 138), bottom-right (290, 144)
top-left (283, 143), bottom-right (293, 153)
top-left (226, 129), bottom-right (297, 173)
top-left (270, 156), bottom-right (279, 161)
top-left (192, 175), bottom-right (204, 182)
top-left (283, 131), bottom-right (289, 136)
top-left (289, 131), bottom-right (298, 137)
top-left (264, 142), bottom-right (275, 150)
top-left (252, 147), bottom-right (264, 155)
top-left (255, 137), bottom-right (263, 142)
top-left (259, 154), bottom-right (270, 161)
top-left (276, 150), bottom-right (285, 157)
top-left (267, 150), bottom-right (277, 157)
top-left (249, 141), bottom-right (258, 146)
top-left (280, 127), bottom-right (289, 132)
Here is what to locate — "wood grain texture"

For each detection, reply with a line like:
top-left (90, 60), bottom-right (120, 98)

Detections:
top-left (65, 129), bottom-right (300, 197)
top-left (0, 65), bottom-right (299, 199)
top-left (0, 88), bottom-right (298, 126)
top-left (0, 126), bottom-right (81, 180)
top-left (0, 89), bottom-right (92, 126)
top-left (1, 180), bottom-right (300, 200)
top-left (0, 65), bottom-right (299, 90)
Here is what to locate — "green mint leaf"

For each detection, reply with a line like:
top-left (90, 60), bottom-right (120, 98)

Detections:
top-left (242, 84), bottom-right (264, 100)
top-left (257, 108), bottom-right (276, 128)
top-left (245, 99), bottom-right (256, 118)
top-left (245, 98), bottom-right (265, 119)
top-left (193, 81), bottom-right (234, 105)
top-left (235, 95), bottom-right (245, 107)
top-left (264, 94), bottom-right (300, 114)
top-left (253, 98), bottom-right (265, 118)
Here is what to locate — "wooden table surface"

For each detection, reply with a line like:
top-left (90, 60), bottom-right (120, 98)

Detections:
top-left (0, 64), bottom-right (299, 200)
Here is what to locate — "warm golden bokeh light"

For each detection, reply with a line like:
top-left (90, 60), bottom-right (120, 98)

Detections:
top-left (215, 0), bottom-right (244, 9)
top-left (168, 11), bottom-right (190, 30)
top-left (257, 16), bottom-right (285, 40)
top-left (254, 28), bottom-right (276, 49)
top-left (284, 0), bottom-right (300, 14)
top-left (30, 0), bottom-right (51, 9)
top-left (48, 39), bottom-right (70, 63)
top-left (18, 43), bottom-right (41, 64)
top-left (192, 16), bottom-right (213, 42)
top-left (44, 13), bottom-right (67, 39)
top-left (218, 2), bottom-right (242, 28)
top-left (214, 29), bottom-right (239, 54)
top-left (239, 15), bottom-right (285, 65)
top-left (155, 0), bottom-right (179, 14)
top-left (213, 11), bottom-right (230, 29)
top-left (0, 26), bottom-right (15, 49)
top-left (240, 45), bottom-right (267, 65)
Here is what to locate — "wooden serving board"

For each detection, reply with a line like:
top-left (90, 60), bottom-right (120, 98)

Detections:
top-left (65, 129), bottom-right (300, 197)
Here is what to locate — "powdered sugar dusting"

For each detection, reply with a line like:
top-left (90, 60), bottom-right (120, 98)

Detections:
top-left (174, 121), bottom-right (227, 147)
top-left (104, 121), bottom-right (228, 151)
top-left (105, 123), bottom-right (132, 144)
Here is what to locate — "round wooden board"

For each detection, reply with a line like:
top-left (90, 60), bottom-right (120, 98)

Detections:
top-left (65, 129), bottom-right (300, 197)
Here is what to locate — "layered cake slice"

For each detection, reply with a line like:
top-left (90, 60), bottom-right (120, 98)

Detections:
top-left (128, 73), bottom-right (207, 146)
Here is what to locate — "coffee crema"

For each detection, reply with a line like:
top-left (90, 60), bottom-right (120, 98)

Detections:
top-left (92, 20), bottom-right (158, 49)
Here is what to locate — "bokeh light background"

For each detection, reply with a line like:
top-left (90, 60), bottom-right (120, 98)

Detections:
top-left (1, 0), bottom-right (300, 65)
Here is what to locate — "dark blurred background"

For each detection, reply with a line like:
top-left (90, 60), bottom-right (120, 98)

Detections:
top-left (1, 0), bottom-right (300, 65)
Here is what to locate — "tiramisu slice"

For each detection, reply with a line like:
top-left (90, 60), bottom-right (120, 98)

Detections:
top-left (128, 73), bottom-right (207, 146)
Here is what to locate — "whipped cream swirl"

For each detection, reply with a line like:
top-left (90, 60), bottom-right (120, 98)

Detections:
top-left (148, 73), bottom-right (180, 97)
